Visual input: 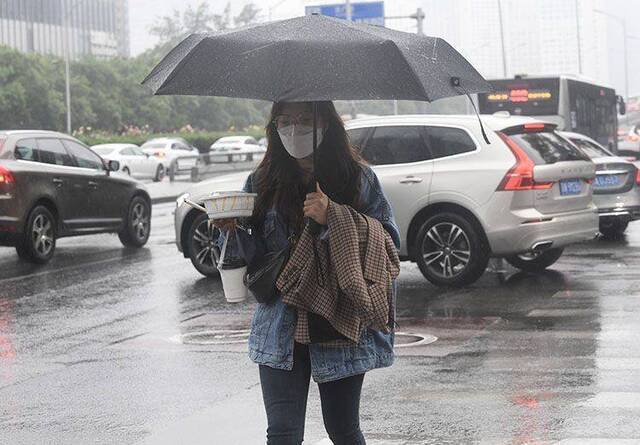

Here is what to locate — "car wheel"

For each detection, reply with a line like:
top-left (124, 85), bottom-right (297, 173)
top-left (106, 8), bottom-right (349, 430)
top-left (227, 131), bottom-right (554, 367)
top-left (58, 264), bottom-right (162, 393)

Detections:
top-left (505, 248), bottom-right (564, 272)
top-left (187, 212), bottom-right (220, 277)
top-left (599, 220), bottom-right (628, 239)
top-left (16, 205), bottom-right (57, 264)
top-left (118, 196), bottom-right (151, 247)
top-left (153, 164), bottom-right (165, 182)
top-left (415, 212), bottom-right (490, 287)
top-left (123, 166), bottom-right (131, 176)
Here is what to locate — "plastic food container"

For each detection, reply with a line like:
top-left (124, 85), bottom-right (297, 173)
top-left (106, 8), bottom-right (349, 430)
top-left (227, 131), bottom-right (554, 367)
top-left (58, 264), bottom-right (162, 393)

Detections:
top-left (201, 191), bottom-right (257, 220)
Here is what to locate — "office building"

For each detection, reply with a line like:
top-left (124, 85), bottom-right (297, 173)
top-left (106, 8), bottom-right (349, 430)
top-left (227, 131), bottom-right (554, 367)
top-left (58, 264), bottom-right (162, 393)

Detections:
top-left (0, 0), bottom-right (129, 59)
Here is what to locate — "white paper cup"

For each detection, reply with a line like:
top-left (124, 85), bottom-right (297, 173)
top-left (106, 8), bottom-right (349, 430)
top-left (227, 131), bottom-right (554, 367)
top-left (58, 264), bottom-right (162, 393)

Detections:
top-left (219, 266), bottom-right (248, 303)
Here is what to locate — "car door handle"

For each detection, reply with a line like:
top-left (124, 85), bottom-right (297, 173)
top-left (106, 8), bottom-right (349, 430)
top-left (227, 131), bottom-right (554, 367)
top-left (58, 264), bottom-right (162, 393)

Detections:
top-left (88, 181), bottom-right (98, 189)
top-left (52, 178), bottom-right (64, 186)
top-left (399, 176), bottom-right (423, 184)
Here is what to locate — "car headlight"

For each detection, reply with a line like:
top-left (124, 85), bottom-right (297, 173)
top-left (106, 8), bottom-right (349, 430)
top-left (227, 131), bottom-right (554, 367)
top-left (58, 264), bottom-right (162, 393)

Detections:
top-left (176, 192), bottom-right (190, 208)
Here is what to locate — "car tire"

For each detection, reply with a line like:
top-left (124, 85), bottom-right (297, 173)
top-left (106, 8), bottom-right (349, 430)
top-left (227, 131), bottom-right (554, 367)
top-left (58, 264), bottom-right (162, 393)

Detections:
top-left (118, 196), bottom-right (151, 247)
top-left (123, 166), bottom-right (130, 176)
top-left (415, 212), bottom-right (490, 287)
top-left (153, 164), bottom-right (165, 182)
top-left (187, 212), bottom-right (220, 277)
top-left (505, 248), bottom-right (564, 272)
top-left (599, 220), bottom-right (628, 239)
top-left (16, 205), bottom-right (57, 264)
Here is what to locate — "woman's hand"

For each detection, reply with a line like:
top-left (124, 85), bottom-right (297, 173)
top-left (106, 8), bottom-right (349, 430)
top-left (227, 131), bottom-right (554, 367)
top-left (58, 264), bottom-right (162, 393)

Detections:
top-left (304, 183), bottom-right (329, 225)
top-left (212, 218), bottom-right (237, 233)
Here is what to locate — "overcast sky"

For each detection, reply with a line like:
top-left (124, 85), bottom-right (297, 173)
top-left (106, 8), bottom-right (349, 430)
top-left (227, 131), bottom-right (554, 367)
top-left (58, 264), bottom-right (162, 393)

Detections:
top-left (129, 0), bottom-right (421, 55)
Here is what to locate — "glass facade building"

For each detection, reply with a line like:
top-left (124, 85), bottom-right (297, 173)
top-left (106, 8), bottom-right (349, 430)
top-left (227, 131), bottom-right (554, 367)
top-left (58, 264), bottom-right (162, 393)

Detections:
top-left (0, 0), bottom-right (129, 59)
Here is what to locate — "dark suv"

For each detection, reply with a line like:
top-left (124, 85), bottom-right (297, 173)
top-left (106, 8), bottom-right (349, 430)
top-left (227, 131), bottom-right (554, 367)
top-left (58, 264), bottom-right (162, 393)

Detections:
top-left (0, 130), bottom-right (152, 263)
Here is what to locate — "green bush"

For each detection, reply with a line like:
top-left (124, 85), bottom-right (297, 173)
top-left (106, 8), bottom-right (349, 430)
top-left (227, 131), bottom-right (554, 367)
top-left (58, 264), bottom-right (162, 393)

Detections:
top-left (77, 130), bottom-right (265, 152)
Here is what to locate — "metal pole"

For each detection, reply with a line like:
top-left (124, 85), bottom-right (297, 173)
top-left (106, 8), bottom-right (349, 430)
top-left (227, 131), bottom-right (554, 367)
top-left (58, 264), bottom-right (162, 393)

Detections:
top-left (622, 19), bottom-right (629, 100)
top-left (63, 0), bottom-right (72, 134)
top-left (415, 8), bottom-right (424, 35)
top-left (594, 10), bottom-right (629, 100)
top-left (497, 0), bottom-right (508, 77)
top-left (574, 0), bottom-right (582, 74)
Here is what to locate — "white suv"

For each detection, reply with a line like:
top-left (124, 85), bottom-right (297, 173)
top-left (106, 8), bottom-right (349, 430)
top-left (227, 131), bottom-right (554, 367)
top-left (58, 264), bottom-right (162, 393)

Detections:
top-left (346, 114), bottom-right (597, 286)
top-left (174, 114), bottom-right (598, 287)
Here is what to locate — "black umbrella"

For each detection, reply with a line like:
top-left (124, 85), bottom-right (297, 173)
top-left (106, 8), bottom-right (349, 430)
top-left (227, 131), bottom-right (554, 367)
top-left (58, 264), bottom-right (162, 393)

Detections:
top-left (143, 14), bottom-right (490, 103)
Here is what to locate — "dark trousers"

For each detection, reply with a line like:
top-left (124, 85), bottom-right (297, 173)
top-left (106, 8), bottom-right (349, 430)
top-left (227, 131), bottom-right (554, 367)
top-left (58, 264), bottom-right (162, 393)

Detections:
top-left (259, 342), bottom-right (366, 445)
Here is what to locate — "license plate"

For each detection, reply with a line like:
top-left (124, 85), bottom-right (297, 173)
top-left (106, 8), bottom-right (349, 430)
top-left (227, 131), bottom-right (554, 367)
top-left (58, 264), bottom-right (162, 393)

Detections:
top-left (560, 178), bottom-right (582, 196)
top-left (594, 174), bottom-right (621, 188)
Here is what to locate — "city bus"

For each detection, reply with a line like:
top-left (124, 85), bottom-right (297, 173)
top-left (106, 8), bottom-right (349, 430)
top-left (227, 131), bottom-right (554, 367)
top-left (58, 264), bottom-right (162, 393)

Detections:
top-left (478, 75), bottom-right (626, 153)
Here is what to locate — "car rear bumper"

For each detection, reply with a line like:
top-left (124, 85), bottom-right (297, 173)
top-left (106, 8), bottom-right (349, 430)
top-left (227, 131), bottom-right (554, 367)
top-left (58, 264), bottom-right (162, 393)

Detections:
top-left (593, 190), bottom-right (640, 222)
top-left (487, 206), bottom-right (599, 256)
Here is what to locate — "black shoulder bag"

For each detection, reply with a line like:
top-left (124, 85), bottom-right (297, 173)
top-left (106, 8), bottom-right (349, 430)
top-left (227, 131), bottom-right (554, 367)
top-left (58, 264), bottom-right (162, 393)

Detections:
top-left (244, 245), bottom-right (289, 304)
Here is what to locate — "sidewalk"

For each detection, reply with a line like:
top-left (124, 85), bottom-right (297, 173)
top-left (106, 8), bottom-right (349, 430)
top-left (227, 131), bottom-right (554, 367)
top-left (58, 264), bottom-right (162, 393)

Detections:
top-left (146, 179), bottom-right (193, 204)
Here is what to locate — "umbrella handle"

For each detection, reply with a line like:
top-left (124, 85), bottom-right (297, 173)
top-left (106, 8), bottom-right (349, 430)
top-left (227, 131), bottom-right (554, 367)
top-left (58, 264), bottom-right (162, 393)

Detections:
top-left (308, 101), bottom-right (321, 236)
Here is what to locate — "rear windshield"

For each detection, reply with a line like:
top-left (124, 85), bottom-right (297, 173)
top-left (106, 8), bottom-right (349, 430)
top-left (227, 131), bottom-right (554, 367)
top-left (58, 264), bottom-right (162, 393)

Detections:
top-left (93, 147), bottom-right (115, 155)
top-left (568, 138), bottom-right (612, 159)
top-left (509, 131), bottom-right (590, 165)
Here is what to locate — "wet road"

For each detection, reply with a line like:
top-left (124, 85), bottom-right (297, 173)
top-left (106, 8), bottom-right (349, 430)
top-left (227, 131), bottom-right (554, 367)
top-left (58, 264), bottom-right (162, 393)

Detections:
top-left (1, 203), bottom-right (640, 444)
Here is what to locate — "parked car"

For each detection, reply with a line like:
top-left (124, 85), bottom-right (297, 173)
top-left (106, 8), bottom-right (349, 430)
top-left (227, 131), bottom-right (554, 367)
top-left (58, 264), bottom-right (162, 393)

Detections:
top-left (141, 137), bottom-right (200, 171)
top-left (0, 130), bottom-right (152, 264)
top-left (617, 125), bottom-right (640, 159)
top-left (560, 131), bottom-right (640, 238)
top-left (92, 143), bottom-right (165, 182)
top-left (209, 136), bottom-right (264, 162)
top-left (175, 114), bottom-right (598, 287)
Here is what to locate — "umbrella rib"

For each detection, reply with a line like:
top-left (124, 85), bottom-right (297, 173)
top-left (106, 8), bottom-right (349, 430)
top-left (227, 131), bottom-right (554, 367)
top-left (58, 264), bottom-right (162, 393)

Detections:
top-left (386, 40), bottom-right (430, 102)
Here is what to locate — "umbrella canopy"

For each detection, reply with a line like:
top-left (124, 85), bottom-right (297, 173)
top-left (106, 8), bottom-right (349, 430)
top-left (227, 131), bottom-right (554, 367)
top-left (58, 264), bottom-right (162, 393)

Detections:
top-left (142, 14), bottom-right (492, 102)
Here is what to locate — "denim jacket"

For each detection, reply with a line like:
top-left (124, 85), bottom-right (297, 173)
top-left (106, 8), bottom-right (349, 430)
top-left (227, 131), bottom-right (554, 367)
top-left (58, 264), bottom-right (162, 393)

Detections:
top-left (225, 165), bottom-right (400, 383)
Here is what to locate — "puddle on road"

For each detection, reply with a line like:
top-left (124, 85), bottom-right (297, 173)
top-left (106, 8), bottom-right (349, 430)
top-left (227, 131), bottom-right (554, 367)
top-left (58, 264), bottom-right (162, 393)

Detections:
top-left (395, 332), bottom-right (438, 348)
top-left (171, 329), bottom-right (251, 345)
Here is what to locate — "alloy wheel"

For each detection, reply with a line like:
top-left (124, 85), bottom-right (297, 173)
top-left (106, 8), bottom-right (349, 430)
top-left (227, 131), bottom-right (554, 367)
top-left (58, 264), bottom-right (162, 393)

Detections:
top-left (31, 214), bottom-right (54, 256)
top-left (131, 202), bottom-right (150, 241)
top-left (421, 222), bottom-right (471, 279)
top-left (192, 219), bottom-right (219, 269)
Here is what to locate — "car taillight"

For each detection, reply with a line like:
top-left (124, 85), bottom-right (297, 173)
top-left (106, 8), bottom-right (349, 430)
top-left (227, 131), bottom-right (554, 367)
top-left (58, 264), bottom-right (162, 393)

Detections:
top-left (155, 151), bottom-right (165, 158)
top-left (496, 132), bottom-right (553, 191)
top-left (0, 165), bottom-right (15, 185)
top-left (636, 168), bottom-right (640, 185)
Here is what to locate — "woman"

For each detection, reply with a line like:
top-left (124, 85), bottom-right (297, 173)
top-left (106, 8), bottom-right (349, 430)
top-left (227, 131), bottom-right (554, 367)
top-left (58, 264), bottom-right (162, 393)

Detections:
top-left (218, 100), bottom-right (400, 445)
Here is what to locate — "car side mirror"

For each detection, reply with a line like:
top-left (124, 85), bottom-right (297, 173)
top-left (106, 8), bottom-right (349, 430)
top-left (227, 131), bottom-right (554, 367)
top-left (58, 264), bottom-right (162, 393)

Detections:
top-left (617, 95), bottom-right (626, 116)
top-left (107, 160), bottom-right (120, 172)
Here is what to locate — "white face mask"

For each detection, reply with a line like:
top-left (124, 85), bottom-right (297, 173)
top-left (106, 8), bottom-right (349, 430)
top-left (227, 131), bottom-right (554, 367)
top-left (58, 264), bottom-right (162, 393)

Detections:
top-left (277, 125), bottom-right (324, 159)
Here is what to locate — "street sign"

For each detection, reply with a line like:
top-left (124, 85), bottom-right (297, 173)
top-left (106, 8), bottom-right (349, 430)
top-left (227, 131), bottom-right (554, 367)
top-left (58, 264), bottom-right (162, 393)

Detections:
top-left (305, 2), bottom-right (385, 26)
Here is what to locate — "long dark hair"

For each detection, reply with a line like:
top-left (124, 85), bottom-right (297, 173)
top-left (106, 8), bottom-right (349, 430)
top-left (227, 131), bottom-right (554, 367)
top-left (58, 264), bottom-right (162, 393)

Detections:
top-left (251, 101), bottom-right (363, 233)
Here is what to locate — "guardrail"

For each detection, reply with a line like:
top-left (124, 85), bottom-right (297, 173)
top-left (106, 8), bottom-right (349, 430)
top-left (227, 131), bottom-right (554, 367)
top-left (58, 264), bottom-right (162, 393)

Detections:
top-left (168, 147), bottom-right (266, 182)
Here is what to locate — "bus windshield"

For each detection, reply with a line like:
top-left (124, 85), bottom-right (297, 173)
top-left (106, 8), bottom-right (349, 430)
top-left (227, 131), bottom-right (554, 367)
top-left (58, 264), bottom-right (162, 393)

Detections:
top-left (478, 78), bottom-right (560, 116)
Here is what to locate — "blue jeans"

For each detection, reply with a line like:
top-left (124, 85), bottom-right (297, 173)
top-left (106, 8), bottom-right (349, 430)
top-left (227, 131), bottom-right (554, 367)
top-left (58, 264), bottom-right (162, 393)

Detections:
top-left (259, 343), bottom-right (367, 445)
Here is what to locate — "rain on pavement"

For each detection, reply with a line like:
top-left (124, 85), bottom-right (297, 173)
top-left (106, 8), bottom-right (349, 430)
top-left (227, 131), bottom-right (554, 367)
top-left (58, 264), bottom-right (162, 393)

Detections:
top-left (1, 202), bottom-right (640, 444)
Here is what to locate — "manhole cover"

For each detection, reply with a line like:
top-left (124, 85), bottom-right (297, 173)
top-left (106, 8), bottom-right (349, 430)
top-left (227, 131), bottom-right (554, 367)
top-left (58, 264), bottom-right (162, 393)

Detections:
top-left (172, 329), bottom-right (250, 345)
top-left (395, 332), bottom-right (438, 348)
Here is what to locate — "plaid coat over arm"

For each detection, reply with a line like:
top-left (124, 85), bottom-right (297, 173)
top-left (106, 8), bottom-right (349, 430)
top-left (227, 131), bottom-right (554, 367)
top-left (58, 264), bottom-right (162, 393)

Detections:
top-left (276, 200), bottom-right (400, 344)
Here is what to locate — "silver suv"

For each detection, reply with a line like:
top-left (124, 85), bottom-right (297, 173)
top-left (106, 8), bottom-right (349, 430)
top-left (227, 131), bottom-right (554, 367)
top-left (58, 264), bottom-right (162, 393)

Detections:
top-left (174, 114), bottom-right (598, 287)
